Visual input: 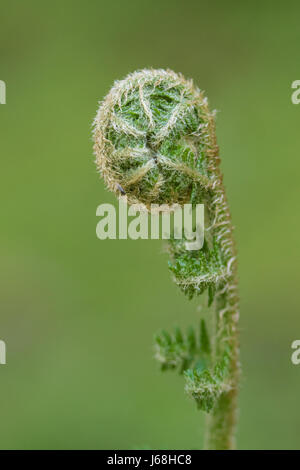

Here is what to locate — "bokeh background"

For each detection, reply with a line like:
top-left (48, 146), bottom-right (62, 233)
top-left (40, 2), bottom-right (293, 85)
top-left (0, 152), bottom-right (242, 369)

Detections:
top-left (1, 0), bottom-right (299, 450)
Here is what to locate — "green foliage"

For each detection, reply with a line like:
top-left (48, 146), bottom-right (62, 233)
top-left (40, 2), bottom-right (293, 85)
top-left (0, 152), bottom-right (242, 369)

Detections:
top-left (199, 319), bottom-right (211, 355)
top-left (184, 349), bottom-right (231, 412)
top-left (168, 238), bottom-right (228, 299)
top-left (154, 321), bottom-right (211, 374)
top-left (154, 321), bottom-right (231, 413)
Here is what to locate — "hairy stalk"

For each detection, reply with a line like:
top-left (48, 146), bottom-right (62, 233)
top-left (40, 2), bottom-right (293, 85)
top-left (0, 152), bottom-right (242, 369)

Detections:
top-left (93, 69), bottom-right (240, 450)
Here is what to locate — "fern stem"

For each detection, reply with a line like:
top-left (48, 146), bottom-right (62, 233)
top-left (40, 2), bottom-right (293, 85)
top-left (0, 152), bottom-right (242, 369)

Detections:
top-left (205, 281), bottom-right (239, 449)
top-left (205, 385), bottom-right (238, 449)
top-left (203, 189), bottom-right (240, 450)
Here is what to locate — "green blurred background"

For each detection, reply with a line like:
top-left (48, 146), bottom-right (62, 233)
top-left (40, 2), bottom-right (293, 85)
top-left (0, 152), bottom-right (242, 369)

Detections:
top-left (1, 0), bottom-right (299, 450)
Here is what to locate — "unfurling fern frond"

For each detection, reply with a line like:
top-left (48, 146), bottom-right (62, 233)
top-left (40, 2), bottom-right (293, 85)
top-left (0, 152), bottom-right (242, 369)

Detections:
top-left (93, 69), bottom-right (240, 450)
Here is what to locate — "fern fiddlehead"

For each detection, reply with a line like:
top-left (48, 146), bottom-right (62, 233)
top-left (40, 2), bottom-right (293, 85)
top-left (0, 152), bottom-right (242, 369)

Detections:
top-left (93, 69), bottom-right (240, 450)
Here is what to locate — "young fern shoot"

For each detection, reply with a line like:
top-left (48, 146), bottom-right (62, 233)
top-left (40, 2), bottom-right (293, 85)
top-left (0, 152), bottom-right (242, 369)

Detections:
top-left (93, 69), bottom-right (240, 450)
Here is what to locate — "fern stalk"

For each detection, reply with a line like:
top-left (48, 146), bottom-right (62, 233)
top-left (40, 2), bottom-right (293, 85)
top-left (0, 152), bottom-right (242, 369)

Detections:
top-left (93, 69), bottom-right (240, 450)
